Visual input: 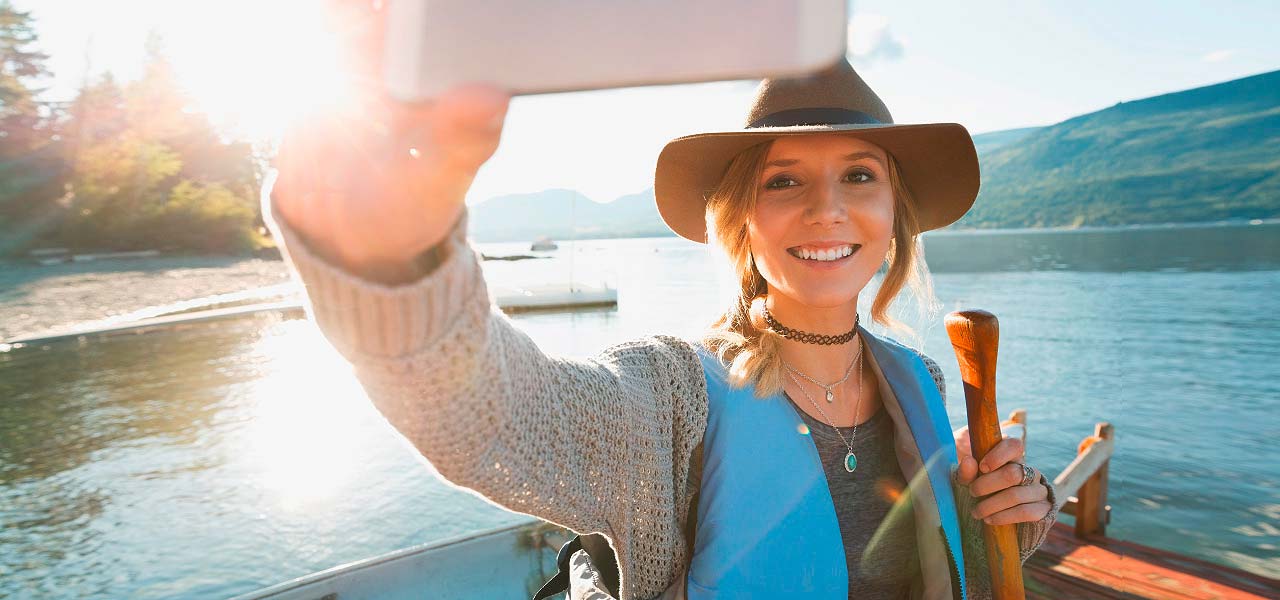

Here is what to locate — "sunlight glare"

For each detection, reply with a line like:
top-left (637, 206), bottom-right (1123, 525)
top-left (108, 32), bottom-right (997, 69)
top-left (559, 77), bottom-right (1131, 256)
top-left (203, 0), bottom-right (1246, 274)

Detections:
top-left (171, 0), bottom-right (360, 141)
top-left (242, 321), bottom-right (373, 510)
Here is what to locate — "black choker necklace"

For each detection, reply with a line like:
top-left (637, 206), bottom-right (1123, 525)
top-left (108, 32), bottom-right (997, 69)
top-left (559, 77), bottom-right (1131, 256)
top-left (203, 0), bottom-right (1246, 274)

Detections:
top-left (761, 305), bottom-right (859, 345)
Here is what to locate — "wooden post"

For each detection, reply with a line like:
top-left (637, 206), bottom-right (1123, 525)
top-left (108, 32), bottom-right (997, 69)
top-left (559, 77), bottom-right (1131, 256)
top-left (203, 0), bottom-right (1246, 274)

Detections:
top-left (946, 310), bottom-right (1025, 600)
top-left (1002, 408), bottom-right (1028, 447)
top-left (1074, 423), bottom-right (1114, 538)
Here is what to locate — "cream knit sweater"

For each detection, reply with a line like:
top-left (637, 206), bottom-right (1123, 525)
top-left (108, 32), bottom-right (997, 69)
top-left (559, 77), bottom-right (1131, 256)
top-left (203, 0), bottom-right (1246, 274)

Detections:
top-left (264, 194), bottom-right (1055, 600)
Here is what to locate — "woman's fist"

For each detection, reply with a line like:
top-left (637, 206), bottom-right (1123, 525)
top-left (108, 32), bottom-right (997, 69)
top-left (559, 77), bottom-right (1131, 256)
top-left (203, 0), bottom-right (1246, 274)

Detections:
top-left (270, 0), bottom-right (511, 275)
top-left (954, 427), bottom-right (1052, 526)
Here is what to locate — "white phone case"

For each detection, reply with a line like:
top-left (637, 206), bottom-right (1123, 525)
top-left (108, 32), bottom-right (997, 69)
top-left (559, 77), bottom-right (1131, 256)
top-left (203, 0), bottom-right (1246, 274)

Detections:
top-left (384, 0), bottom-right (847, 101)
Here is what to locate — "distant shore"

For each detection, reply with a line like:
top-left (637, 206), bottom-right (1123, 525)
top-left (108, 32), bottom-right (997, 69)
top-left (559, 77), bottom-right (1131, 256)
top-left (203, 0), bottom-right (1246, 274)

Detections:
top-left (470, 216), bottom-right (1280, 243)
top-left (6, 218), bottom-right (1277, 343)
top-left (8, 216), bottom-right (1277, 261)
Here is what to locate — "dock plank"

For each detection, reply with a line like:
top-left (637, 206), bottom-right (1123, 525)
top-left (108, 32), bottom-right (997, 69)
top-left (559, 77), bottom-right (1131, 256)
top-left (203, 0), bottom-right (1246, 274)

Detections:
top-left (1025, 523), bottom-right (1279, 599)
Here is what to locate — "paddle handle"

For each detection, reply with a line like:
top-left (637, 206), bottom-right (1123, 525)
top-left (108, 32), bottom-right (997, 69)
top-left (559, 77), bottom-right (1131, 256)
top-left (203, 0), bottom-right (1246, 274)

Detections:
top-left (945, 309), bottom-right (1025, 600)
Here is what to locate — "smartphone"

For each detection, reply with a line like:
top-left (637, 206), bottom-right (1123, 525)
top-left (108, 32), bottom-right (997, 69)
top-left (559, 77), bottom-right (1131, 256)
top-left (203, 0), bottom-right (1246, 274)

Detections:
top-left (383, 0), bottom-right (847, 101)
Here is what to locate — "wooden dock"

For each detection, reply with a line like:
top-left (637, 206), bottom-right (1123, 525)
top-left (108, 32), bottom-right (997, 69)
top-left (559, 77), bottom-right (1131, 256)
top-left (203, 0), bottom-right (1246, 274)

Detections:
top-left (3, 284), bottom-right (617, 347)
top-left (1013, 413), bottom-right (1279, 599)
top-left (1026, 523), bottom-right (1278, 599)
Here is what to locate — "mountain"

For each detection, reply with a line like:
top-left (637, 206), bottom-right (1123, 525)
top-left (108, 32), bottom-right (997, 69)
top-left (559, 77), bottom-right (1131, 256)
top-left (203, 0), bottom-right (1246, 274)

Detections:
top-left (464, 69), bottom-right (1280, 240)
top-left (468, 188), bottom-right (673, 242)
top-left (971, 126), bottom-right (1043, 155)
top-left (960, 69), bottom-right (1280, 229)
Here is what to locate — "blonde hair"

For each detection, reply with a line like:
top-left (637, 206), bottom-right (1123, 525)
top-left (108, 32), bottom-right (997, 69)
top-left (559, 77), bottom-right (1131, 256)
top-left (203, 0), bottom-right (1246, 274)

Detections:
top-left (699, 139), bottom-right (936, 396)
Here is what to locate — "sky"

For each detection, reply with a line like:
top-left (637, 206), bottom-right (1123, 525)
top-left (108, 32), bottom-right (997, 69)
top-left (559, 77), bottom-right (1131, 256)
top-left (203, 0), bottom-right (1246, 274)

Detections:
top-left (17, 0), bottom-right (1280, 205)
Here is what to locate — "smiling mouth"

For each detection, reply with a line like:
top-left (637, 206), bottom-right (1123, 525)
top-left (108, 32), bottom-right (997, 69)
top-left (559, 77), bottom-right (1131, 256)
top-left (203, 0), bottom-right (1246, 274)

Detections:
top-left (787, 244), bottom-right (861, 262)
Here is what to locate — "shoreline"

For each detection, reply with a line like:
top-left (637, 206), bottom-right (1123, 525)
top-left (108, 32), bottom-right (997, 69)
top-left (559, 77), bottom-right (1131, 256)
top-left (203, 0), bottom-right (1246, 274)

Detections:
top-left (8, 217), bottom-right (1277, 259)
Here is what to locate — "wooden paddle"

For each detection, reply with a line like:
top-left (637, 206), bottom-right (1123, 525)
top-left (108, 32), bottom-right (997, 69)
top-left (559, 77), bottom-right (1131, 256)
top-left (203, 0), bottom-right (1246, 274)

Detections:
top-left (945, 309), bottom-right (1026, 600)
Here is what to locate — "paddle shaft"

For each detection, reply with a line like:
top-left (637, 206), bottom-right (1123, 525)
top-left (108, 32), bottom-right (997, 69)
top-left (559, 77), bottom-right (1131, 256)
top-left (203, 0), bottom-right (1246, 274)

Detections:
top-left (945, 310), bottom-right (1025, 600)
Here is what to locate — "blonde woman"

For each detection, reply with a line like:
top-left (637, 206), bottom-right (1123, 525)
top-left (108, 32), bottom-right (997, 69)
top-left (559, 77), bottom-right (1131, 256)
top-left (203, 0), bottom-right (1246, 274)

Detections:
top-left (267, 17), bottom-right (1056, 600)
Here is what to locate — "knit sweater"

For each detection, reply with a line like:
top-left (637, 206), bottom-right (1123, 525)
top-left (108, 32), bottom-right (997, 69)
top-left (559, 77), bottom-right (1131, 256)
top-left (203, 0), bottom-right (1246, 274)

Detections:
top-left (263, 193), bottom-right (1056, 600)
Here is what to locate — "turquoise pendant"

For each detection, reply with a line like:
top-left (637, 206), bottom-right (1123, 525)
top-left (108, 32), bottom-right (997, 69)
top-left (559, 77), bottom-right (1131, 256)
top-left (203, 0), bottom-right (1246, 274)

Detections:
top-left (844, 452), bottom-right (858, 473)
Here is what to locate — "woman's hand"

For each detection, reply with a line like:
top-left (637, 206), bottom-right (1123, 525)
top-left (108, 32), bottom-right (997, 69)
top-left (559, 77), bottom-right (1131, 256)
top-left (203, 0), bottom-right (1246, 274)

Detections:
top-left (954, 427), bottom-right (1052, 525)
top-left (271, 0), bottom-right (511, 276)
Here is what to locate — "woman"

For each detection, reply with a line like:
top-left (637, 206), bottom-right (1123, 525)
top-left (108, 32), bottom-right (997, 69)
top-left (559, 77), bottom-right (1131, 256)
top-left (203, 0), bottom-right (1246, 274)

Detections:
top-left (267, 19), bottom-right (1056, 600)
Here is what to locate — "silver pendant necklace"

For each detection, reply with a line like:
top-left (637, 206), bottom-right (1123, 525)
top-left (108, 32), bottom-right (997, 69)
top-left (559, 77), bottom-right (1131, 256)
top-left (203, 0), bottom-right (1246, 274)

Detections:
top-left (783, 346), bottom-right (860, 403)
top-left (785, 337), bottom-right (865, 473)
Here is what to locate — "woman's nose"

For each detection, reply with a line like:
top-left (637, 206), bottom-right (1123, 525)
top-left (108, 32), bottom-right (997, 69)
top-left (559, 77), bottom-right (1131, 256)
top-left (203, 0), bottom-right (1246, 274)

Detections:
top-left (804, 180), bottom-right (845, 226)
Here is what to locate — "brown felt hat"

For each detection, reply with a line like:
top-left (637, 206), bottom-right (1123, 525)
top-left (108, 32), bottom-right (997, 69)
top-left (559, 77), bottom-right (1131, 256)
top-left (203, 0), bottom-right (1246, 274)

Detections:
top-left (654, 58), bottom-right (980, 243)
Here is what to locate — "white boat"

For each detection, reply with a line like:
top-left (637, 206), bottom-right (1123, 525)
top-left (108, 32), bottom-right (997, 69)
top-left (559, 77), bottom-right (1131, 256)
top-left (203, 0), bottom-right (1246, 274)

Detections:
top-left (491, 282), bottom-right (618, 312)
top-left (530, 237), bottom-right (559, 251)
top-left (229, 520), bottom-right (573, 600)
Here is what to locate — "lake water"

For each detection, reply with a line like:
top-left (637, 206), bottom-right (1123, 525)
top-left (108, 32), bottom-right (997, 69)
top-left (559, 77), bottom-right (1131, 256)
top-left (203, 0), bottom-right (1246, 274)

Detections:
top-left (1, 221), bottom-right (1277, 598)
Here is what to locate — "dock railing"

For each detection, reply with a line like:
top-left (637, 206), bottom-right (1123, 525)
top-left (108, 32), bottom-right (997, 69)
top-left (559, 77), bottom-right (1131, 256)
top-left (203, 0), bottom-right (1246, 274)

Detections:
top-left (1002, 408), bottom-right (1116, 538)
top-left (1010, 411), bottom-right (1116, 539)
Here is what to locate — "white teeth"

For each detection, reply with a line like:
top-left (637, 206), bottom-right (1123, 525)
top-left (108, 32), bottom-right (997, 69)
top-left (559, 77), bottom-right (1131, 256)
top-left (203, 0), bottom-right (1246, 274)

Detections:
top-left (791, 245), bottom-right (855, 262)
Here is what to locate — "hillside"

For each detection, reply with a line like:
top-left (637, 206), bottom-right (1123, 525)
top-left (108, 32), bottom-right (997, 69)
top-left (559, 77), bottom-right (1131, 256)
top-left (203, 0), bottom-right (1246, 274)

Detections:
top-left (464, 69), bottom-right (1280, 241)
top-left (960, 69), bottom-right (1280, 228)
top-left (468, 188), bottom-right (672, 242)
top-left (971, 126), bottom-right (1043, 155)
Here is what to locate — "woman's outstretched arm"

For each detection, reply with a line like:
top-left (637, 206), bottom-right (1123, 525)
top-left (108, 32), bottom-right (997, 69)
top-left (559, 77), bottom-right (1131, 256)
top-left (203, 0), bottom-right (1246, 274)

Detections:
top-left (265, 191), bottom-right (706, 549)
top-left (264, 6), bottom-right (708, 585)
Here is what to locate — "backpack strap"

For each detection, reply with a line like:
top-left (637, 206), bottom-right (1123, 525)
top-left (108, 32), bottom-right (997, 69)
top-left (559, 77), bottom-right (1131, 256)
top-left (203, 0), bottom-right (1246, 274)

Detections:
top-left (532, 534), bottom-right (582, 600)
top-left (683, 440), bottom-right (704, 561)
top-left (531, 532), bottom-right (621, 599)
top-left (532, 441), bottom-right (705, 599)
top-left (580, 533), bottom-right (620, 596)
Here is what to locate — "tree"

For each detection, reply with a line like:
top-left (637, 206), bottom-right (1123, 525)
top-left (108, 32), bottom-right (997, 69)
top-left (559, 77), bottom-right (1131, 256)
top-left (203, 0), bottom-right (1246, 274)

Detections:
top-left (1, 23), bottom-right (264, 256)
top-left (0, 0), bottom-right (51, 157)
top-left (0, 0), bottom-right (62, 255)
top-left (54, 35), bottom-right (262, 253)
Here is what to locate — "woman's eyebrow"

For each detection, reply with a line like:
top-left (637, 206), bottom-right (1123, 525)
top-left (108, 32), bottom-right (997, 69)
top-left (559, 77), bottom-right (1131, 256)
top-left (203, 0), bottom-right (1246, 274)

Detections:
top-left (763, 152), bottom-right (887, 169)
top-left (843, 151), bottom-right (886, 168)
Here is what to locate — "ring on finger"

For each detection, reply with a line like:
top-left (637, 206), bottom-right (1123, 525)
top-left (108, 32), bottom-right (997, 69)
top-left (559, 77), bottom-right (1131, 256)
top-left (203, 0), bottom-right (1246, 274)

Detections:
top-left (1015, 462), bottom-right (1036, 486)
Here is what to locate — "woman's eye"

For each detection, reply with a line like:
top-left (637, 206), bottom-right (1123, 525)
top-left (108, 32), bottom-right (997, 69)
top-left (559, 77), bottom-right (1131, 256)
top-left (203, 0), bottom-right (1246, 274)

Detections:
top-left (765, 176), bottom-right (797, 189)
top-left (846, 169), bottom-right (874, 183)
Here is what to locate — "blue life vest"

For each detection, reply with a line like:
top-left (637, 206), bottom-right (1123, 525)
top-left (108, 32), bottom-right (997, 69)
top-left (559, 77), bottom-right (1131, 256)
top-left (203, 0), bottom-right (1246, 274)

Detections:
top-left (687, 325), bottom-right (966, 599)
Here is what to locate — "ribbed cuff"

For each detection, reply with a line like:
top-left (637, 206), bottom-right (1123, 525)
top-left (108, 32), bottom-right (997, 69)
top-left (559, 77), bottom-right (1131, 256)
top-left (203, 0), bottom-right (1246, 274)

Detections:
top-left (261, 171), bottom-right (488, 359)
top-left (952, 473), bottom-right (1058, 564)
top-left (1017, 475), bottom-right (1057, 563)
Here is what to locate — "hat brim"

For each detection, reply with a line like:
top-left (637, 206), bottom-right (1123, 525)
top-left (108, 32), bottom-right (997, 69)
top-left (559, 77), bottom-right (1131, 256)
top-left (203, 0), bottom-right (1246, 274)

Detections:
top-left (653, 122), bottom-right (980, 243)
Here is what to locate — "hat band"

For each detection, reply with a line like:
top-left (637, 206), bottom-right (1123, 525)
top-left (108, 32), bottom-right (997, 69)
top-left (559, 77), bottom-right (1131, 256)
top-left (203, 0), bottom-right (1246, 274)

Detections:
top-left (748, 108), bottom-right (883, 129)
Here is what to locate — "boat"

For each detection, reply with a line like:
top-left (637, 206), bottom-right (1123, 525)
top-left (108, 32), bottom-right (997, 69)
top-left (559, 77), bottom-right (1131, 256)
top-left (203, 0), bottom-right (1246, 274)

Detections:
top-left (491, 282), bottom-right (618, 313)
top-left (530, 237), bottom-right (558, 251)
top-left (4, 301), bottom-right (1271, 598)
top-left (5, 301), bottom-right (1272, 597)
top-left (226, 408), bottom-right (1279, 599)
top-left (227, 521), bottom-right (570, 600)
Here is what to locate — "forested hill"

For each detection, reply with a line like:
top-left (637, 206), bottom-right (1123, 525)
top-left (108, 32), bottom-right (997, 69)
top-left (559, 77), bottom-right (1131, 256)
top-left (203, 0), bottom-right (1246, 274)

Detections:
top-left (465, 69), bottom-right (1280, 241)
top-left (958, 68), bottom-right (1280, 228)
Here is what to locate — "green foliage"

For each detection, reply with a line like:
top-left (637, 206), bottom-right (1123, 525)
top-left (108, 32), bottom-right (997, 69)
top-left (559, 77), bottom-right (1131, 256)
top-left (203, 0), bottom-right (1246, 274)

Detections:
top-left (59, 133), bottom-right (181, 248)
top-left (0, 0), bottom-right (50, 158)
top-left (0, 0), bottom-right (62, 255)
top-left (959, 70), bottom-right (1280, 229)
top-left (0, 25), bottom-right (264, 256)
top-left (156, 181), bottom-right (257, 253)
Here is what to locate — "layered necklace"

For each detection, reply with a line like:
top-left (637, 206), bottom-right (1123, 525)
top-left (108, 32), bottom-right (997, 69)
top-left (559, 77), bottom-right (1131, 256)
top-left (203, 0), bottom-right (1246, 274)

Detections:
top-left (766, 304), bottom-right (866, 474)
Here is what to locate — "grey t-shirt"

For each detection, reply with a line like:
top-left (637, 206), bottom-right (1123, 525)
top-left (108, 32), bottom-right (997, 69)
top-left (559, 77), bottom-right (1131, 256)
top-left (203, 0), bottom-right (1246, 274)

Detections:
top-left (783, 392), bottom-right (919, 599)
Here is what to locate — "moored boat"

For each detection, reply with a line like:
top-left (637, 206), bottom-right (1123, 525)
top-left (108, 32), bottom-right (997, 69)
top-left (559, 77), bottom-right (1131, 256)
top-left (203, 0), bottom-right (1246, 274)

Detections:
top-left (229, 407), bottom-right (1280, 599)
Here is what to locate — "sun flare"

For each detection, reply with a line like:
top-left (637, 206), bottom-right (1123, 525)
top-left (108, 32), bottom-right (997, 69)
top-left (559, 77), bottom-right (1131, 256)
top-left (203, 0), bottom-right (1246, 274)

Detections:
top-left (241, 320), bottom-right (373, 509)
top-left (169, 0), bottom-right (363, 141)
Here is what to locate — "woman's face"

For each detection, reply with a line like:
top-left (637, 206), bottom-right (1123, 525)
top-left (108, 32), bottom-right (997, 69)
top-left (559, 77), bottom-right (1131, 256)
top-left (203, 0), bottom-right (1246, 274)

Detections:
top-left (747, 134), bottom-right (895, 309)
